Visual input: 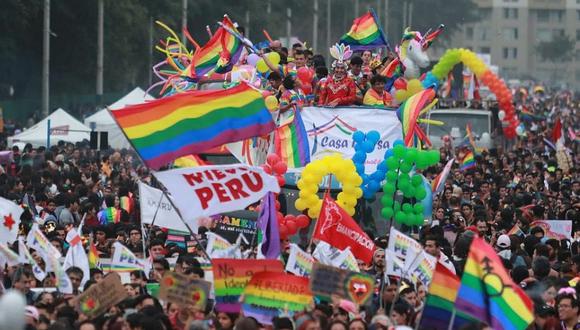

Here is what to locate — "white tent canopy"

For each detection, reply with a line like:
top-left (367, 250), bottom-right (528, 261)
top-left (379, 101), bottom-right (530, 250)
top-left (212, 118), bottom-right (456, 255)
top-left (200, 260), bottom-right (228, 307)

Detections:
top-left (8, 108), bottom-right (91, 147)
top-left (84, 87), bottom-right (154, 149)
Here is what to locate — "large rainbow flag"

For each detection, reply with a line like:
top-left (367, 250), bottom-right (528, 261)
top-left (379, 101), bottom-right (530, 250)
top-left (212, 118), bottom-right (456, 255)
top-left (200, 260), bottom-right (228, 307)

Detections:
top-left (274, 107), bottom-right (310, 168)
top-left (419, 263), bottom-right (473, 329)
top-left (455, 236), bottom-right (534, 330)
top-left (189, 16), bottom-right (243, 78)
top-left (460, 150), bottom-right (475, 171)
top-left (339, 10), bottom-right (389, 51)
top-left (111, 82), bottom-right (275, 169)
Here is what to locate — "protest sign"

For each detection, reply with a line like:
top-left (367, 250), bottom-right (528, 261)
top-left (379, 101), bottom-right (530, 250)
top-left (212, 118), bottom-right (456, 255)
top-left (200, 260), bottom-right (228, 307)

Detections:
top-left (310, 263), bottom-right (374, 305)
top-left (215, 210), bottom-right (258, 246)
top-left (301, 106), bottom-right (402, 171)
top-left (285, 244), bottom-right (314, 277)
top-left (159, 271), bottom-right (210, 309)
top-left (73, 273), bottom-right (128, 319)
top-left (387, 227), bottom-right (423, 261)
top-left (153, 164), bottom-right (280, 219)
top-left (408, 251), bottom-right (437, 286)
top-left (531, 220), bottom-right (572, 239)
top-left (212, 259), bottom-right (284, 313)
top-left (138, 181), bottom-right (190, 232)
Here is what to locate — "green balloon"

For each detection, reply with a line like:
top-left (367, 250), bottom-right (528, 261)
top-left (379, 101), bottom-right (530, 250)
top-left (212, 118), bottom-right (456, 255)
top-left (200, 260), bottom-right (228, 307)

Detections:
top-left (402, 203), bottom-right (412, 212)
top-left (400, 162), bottom-right (413, 173)
top-left (386, 170), bottom-right (398, 182)
top-left (384, 183), bottom-right (396, 194)
top-left (398, 173), bottom-right (410, 183)
top-left (415, 158), bottom-right (428, 170)
top-left (405, 187), bottom-right (416, 198)
top-left (415, 187), bottom-right (427, 200)
top-left (386, 157), bottom-right (399, 170)
top-left (404, 149), bottom-right (417, 163)
top-left (381, 207), bottom-right (394, 219)
top-left (411, 175), bottom-right (423, 187)
top-left (380, 194), bottom-right (393, 206)
top-left (428, 150), bottom-right (441, 165)
top-left (395, 211), bottom-right (406, 224)
top-left (414, 204), bottom-right (424, 214)
top-left (416, 214), bottom-right (425, 226)
top-left (393, 145), bottom-right (406, 159)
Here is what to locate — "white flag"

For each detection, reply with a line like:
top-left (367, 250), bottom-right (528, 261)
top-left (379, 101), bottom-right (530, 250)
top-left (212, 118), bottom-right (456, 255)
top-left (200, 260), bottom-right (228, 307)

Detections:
top-left (153, 164), bottom-right (280, 219)
top-left (285, 244), bottom-right (314, 277)
top-left (111, 242), bottom-right (145, 272)
top-left (0, 197), bottom-right (23, 243)
top-left (312, 241), bottom-right (342, 265)
top-left (138, 181), bottom-right (192, 232)
top-left (63, 228), bottom-right (90, 286)
top-left (206, 232), bottom-right (241, 259)
top-left (385, 253), bottom-right (406, 280)
top-left (47, 250), bottom-right (72, 294)
top-left (408, 251), bottom-right (437, 286)
top-left (18, 239), bottom-right (46, 281)
top-left (334, 247), bottom-right (360, 272)
top-left (26, 224), bottom-right (62, 259)
top-left (387, 227), bottom-right (422, 264)
top-left (0, 242), bottom-right (20, 267)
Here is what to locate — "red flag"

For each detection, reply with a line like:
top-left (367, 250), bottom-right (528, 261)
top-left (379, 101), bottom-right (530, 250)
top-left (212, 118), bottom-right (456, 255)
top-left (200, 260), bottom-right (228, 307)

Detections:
top-left (552, 117), bottom-right (562, 143)
top-left (313, 195), bottom-right (375, 264)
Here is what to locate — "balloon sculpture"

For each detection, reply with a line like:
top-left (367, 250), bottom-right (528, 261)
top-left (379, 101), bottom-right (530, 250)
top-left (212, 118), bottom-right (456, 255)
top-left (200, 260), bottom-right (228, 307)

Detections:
top-left (351, 130), bottom-right (387, 200)
top-left (261, 154), bottom-right (310, 239)
top-left (380, 141), bottom-right (440, 226)
top-left (295, 154), bottom-right (363, 218)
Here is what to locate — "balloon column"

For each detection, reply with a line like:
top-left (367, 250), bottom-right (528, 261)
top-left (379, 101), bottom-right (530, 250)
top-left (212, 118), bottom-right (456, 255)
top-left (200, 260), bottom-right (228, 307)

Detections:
top-left (351, 130), bottom-right (387, 199)
top-left (261, 154), bottom-right (310, 238)
top-left (295, 154), bottom-right (363, 218)
top-left (423, 48), bottom-right (519, 139)
top-left (380, 141), bottom-right (440, 226)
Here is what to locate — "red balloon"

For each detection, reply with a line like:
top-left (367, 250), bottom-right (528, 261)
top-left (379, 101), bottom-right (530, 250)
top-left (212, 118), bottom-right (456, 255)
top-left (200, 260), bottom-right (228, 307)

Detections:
top-left (275, 199), bottom-right (281, 211)
top-left (262, 164), bottom-right (273, 175)
top-left (273, 162), bottom-right (288, 175)
top-left (295, 214), bottom-right (310, 228)
top-left (297, 67), bottom-right (313, 83)
top-left (279, 224), bottom-right (288, 238)
top-left (266, 154), bottom-right (280, 166)
top-left (277, 176), bottom-right (286, 187)
top-left (284, 214), bottom-right (296, 223)
top-left (277, 211), bottom-right (284, 220)
top-left (286, 220), bottom-right (298, 235)
top-left (393, 78), bottom-right (407, 91)
top-left (278, 215), bottom-right (286, 226)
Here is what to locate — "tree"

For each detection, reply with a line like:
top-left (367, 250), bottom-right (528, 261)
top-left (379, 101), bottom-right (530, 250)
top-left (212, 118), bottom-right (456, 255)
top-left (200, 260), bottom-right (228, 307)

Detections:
top-left (535, 34), bottom-right (575, 83)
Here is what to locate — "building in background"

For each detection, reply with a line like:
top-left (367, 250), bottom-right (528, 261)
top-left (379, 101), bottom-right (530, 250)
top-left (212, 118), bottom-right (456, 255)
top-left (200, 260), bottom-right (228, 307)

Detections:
top-left (447, 0), bottom-right (580, 89)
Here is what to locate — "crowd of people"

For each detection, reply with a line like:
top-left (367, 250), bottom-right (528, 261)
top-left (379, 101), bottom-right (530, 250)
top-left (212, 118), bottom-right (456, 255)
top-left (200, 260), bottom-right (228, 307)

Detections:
top-left (0, 22), bottom-right (579, 330)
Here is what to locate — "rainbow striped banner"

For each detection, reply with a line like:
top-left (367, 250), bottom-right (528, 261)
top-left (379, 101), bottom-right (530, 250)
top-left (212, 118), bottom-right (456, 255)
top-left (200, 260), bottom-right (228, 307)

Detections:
top-left (339, 10), bottom-right (389, 50)
top-left (243, 272), bottom-right (313, 311)
top-left (274, 107), bottom-right (310, 168)
top-left (111, 82), bottom-right (275, 169)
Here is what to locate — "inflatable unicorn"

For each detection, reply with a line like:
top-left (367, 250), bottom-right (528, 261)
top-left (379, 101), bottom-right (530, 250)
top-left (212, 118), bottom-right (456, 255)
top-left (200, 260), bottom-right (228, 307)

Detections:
top-left (383, 25), bottom-right (445, 80)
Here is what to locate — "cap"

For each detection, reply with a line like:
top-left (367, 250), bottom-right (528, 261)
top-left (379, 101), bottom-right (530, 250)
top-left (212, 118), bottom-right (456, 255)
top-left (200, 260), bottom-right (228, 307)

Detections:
top-left (25, 306), bottom-right (39, 322)
top-left (496, 234), bottom-right (511, 249)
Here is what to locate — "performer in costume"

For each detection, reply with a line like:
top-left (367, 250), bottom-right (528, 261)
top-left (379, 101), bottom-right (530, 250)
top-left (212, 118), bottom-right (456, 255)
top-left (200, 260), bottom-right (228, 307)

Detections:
top-left (318, 44), bottom-right (357, 107)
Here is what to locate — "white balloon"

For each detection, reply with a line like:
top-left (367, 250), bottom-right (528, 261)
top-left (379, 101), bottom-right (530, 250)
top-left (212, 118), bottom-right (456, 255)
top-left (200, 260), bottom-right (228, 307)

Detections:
top-left (498, 110), bottom-right (506, 120)
top-left (247, 53), bottom-right (260, 66)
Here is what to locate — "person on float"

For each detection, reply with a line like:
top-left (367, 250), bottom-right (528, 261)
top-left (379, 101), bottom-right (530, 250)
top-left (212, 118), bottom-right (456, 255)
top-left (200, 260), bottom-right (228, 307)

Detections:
top-left (318, 44), bottom-right (357, 107)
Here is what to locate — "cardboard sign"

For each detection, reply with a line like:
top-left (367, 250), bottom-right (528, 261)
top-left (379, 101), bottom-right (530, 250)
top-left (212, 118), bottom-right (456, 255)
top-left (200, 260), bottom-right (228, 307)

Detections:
top-left (159, 271), bottom-right (210, 309)
top-left (73, 273), bottom-right (129, 319)
top-left (310, 263), bottom-right (374, 305)
top-left (212, 258), bottom-right (284, 313)
top-left (215, 211), bottom-right (258, 246)
top-left (531, 220), bottom-right (572, 240)
top-left (153, 164), bottom-right (280, 218)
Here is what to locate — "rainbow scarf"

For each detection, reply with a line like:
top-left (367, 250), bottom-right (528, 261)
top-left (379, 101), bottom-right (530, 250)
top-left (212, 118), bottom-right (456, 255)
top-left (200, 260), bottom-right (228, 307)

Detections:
top-left (98, 207), bottom-right (120, 225)
top-left (339, 10), bottom-right (389, 50)
top-left (363, 88), bottom-right (384, 106)
top-left (460, 150), bottom-right (475, 172)
top-left (274, 107), bottom-right (310, 168)
top-left (455, 236), bottom-right (534, 330)
top-left (111, 82), bottom-right (275, 169)
top-left (189, 16), bottom-right (242, 78)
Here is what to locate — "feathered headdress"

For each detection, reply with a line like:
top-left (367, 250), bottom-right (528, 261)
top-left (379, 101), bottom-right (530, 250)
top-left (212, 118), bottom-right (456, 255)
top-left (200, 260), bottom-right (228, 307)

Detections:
top-left (330, 43), bottom-right (353, 68)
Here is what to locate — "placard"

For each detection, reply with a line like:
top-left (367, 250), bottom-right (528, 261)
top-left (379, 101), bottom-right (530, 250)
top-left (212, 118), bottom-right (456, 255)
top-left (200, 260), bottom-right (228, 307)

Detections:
top-left (215, 210), bottom-right (258, 246)
top-left (73, 273), bottom-right (129, 319)
top-left (310, 263), bottom-right (374, 305)
top-left (159, 271), bottom-right (210, 309)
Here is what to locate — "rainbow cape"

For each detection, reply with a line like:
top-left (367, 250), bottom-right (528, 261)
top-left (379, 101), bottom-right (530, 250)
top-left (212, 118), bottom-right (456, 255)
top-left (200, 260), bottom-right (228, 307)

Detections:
top-left (189, 16), bottom-right (243, 78)
top-left (274, 107), bottom-right (310, 168)
top-left (111, 82), bottom-right (275, 169)
top-left (455, 236), bottom-right (534, 330)
top-left (363, 88), bottom-right (384, 106)
top-left (419, 263), bottom-right (474, 330)
top-left (339, 10), bottom-right (389, 50)
top-left (460, 150), bottom-right (475, 171)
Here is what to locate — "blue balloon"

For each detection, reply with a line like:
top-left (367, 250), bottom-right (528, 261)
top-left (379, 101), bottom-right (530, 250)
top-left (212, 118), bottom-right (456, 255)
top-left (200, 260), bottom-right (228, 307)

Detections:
top-left (355, 163), bottom-right (365, 174)
top-left (352, 151), bottom-right (367, 163)
top-left (393, 139), bottom-right (405, 147)
top-left (366, 130), bottom-right (380, 143)
top-left (384, 149), bottom-right (394, 159)
top-left (352, 131), bottom-right (365, 143)
top-left (363, 189), bottom-right (375, 200)
top-left (368, 180), bottom-right (380, 192)
top-left (361, 174), bottom-right (370, 184)
top-left (370, 171), bottom-right (385, 181)
top-left (363, 140), bottom-right (375, 153)
top-left (377, 161), bottom-right (388, 172)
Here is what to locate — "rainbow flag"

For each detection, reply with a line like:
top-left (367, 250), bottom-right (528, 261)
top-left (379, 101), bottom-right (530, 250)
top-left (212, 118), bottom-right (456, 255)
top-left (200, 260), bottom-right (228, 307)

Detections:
top-left (431, 158), bottom-right (454, 194)
top-left (189, 16), bottom-right (243, 78)
top-left (419, 263), bottom-right (474, 330)
top-left (120, 195), bottom-right (133, 214)
top-left (111, 82), bottom-right (275, 170)
top-left (274, 107), bottom-right (310, 168)
top-left (507, 224), bottom-right (525, 237)
top-left (88, 238), bottom-right (100, 269)
top-left (363, 88), bottom-right (384, 106)
top-left (455, 236), bottom-right (534, 330)
top-left (174, 154), bottom-right (207, 168)
top-left (98, 207), bottom-right (120, 225)
top-left (339, 10), bottom-right (389, 51)
top-left (460, 150), bottom-right (475, 171)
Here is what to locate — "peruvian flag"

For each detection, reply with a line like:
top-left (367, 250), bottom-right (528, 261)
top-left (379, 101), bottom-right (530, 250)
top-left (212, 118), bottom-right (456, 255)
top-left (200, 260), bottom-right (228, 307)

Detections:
top-left (0, 197), bottom-right (23, 243)
top-left (313, 194), bottom-right (375, 264)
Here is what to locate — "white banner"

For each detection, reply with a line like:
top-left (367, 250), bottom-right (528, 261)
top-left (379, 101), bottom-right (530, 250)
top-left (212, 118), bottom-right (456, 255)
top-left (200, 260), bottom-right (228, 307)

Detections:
top-left (387, 227), bottom-right (423, 262)
top-left (385, 253), bottom-right (406, 279)
top-left (153, 164), bottom-right (280, 219)
top-left (285, 244), bottom-right (314, 277)
top-left (531, 220), bottom-right (573, 240)
top-left (301, 106), bottom-right (402, 171)
top-left (138, 181), bottom-right (191, 232)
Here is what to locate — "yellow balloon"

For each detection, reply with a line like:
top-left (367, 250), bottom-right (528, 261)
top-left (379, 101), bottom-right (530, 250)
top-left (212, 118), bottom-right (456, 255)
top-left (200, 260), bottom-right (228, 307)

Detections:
top-left (408, 79), bottom-right (423, 93)
top-left (395, 90), bottom-right (408, 103)
top-left (265, 95), bottom-right (278, 111)
top-left (308, 208), bottom-right (320, 219)
top-left (266, 52), bottom-right (281, 65)
top-left (256, 59), bottom-right (269, 73)
top-left (295, 198), bottom-right (307, 210)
